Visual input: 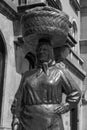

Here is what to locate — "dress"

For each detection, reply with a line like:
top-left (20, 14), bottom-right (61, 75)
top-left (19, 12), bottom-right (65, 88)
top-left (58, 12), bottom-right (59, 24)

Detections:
top-left (11, 61), bottom-right (81, 130)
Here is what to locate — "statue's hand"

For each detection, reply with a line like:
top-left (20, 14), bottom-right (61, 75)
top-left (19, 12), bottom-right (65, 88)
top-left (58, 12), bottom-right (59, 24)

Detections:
top-left (54, 103), bottom-right (70, 114)
top-left (12, 118), bottom-right (19, 130)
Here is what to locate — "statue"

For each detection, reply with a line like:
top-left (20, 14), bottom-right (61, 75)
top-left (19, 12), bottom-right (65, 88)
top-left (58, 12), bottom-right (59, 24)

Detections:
top-left (11, 5), bottom-right (81, 130)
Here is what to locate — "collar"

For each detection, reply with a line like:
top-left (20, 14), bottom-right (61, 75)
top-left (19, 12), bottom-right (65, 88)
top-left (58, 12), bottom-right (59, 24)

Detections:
top-left (36, 60), bottom-right (56, 75)
top-left (36, 60), bottom-right (55, 68)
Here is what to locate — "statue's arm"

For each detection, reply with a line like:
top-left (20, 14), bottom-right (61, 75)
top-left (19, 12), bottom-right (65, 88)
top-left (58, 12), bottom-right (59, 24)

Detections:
top-left (54, 69), bottom-right (81, 115)
top-left (61, 69), bottom-right (81, 111)
top-left (11, 74), bottom-right (26, 130)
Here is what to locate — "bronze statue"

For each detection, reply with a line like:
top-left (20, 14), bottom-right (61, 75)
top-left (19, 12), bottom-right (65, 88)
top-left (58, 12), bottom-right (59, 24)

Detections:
top-left (11, 37), bottom-right (81, 130)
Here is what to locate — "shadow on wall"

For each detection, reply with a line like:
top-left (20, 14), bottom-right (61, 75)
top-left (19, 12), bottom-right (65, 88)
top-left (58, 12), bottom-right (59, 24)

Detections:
top-left (15, 45), bottom-right (36, 75)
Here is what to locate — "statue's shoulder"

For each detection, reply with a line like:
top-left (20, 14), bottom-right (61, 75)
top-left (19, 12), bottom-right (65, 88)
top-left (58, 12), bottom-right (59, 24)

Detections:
top-left (55, 62), bottom-right (69, 77)
top-left (23, 68), bottom-right (37, 79)
top-left (56, 63), bottom-right (71, 77)
top-left (55, 62), bottom-right (65, 70)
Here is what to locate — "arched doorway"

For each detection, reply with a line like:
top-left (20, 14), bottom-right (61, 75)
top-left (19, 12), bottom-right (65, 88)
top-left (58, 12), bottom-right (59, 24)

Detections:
top-left (0, 31), bottom-right (6, 121)
top-left (69, 19), bottom-right (78, 52)
top-left (25, 52), bottom-right (36, 70)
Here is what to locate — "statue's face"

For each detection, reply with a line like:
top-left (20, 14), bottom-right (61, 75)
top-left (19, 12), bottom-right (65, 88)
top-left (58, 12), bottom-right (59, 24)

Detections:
top-left (37, 44), bottom-right (52, 63)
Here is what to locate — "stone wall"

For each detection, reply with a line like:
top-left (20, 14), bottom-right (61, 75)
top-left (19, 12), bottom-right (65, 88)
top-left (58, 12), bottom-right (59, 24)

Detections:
top-left (61, 0), bottom-right (80, 55)
top-left (80, 8), bottom-right (87, 39)
top-left (80, 42), bottom-right (87, 130)
top-left (0, 13), bottom-right (21, 129)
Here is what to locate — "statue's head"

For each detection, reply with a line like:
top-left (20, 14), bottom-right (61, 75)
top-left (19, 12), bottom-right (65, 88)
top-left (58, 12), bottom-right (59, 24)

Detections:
top-left (36, 38), bottom-right (54, 64)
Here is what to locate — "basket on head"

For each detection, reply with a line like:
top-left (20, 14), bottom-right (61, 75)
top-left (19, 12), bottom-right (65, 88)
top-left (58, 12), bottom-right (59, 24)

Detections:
top-left (21, 6), bottom-right (70, 52)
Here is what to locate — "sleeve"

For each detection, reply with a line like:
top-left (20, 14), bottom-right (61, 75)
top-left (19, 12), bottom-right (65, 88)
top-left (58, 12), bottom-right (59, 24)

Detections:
top-left (61, 69), bottom-right (81, 109)
top-left (11, 74), bottom-right (26, 118)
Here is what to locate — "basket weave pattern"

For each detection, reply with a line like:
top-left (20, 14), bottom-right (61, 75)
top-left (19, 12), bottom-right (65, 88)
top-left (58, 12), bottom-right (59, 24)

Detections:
top-left (21, 6), bottom-right (69, 37)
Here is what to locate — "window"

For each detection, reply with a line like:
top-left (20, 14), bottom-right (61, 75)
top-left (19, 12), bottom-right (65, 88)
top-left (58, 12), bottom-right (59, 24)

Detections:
top-left (18, 0), bottom-right (27, 5)
top-left (69, 20), bottom-right (78, 52)
top-left (27, 0), bottom-right (44, 5)
top-left (70, 21), bottom-right (78, 41)
top-left (25, 52), bottom-right (36, 70)
top-left (18, 0), bottom-right (44, 6)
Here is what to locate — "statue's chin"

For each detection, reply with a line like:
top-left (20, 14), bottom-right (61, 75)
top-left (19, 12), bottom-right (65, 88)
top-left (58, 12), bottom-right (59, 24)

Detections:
top-left (39, 58), bottom-right (49, 63)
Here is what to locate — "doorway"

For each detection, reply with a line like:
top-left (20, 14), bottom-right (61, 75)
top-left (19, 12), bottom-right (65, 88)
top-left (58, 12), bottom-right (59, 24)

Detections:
top-left (70, 105), bottom-right (78, 130)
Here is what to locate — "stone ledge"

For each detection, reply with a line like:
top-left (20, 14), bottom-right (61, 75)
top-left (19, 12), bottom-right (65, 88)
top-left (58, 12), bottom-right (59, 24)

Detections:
top-left (0, 127), bottom-right (11, 130)
top-left (70, 48), bottom-right (84, 64)
top-left (17, 2), bottom-right (46, 13)
top-left (64, 58), bottom-right (86, 80)
top-left (67, 33), bottom-right (77, 47)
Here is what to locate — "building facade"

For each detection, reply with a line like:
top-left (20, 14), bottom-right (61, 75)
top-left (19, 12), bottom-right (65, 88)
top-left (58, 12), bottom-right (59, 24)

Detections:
top-left (0, 0), bottom-right (86, 130)
top-left (80, 0), bottom-right (87, 130)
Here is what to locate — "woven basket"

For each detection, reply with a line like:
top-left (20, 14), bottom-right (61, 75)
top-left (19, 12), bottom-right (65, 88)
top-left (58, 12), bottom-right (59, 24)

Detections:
top-left (21, 6), bottom-right (70, 50)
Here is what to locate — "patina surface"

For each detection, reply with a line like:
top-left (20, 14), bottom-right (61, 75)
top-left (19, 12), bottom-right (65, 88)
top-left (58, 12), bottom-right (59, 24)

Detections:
top-left (11, 60), bottom-right (81, 130)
